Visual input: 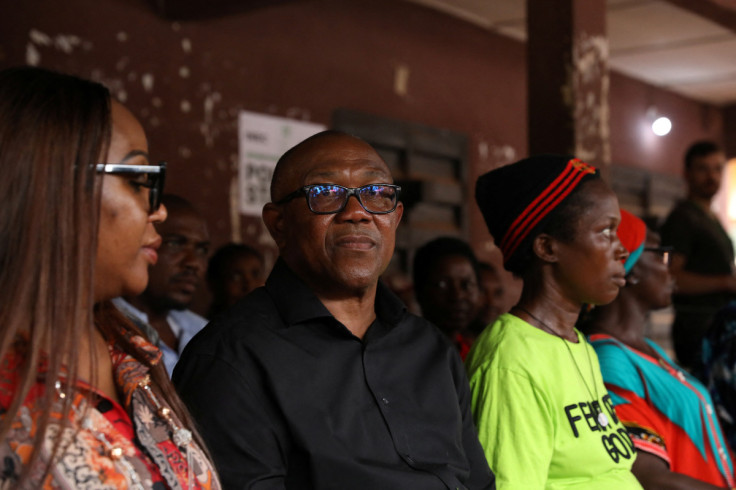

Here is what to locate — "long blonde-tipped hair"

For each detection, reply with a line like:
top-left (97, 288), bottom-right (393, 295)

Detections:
top-left (0, 67), bottom-right (109, 482)
top-left (0, 66), bottom-right (208, 485)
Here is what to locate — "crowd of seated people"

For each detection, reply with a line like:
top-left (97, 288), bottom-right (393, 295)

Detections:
top-left (5, 64), bottom-right (736, 490)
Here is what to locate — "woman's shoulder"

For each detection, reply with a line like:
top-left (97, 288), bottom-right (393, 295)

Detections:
top-left (476, 312), bottom-right (558, 346)
top-left (589, 334), bottom-right (646, 367)
top-left (588, 335), bottom-right (653, 392)
top-left (466, 313), bottom-right (559, 375)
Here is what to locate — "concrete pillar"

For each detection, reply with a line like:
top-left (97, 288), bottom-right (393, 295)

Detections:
top-left (527, 0), bottom-right (609, 167)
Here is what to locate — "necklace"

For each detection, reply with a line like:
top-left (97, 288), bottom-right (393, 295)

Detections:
top-left (56, 381), bottom-right (145, 489)
top-left (515, 306), bottom-right (610, 428)
top-left (55, 375), bottom-right (194, 489)
top-left (139, 375), bottom-right (194, 489)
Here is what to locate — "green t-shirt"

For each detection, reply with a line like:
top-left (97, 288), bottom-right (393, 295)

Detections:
top-left (466, 313), bottom-right (642, 490)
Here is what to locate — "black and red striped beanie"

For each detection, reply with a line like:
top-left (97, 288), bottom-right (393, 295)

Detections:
top-left (475, 154), bottom-right (600, 273)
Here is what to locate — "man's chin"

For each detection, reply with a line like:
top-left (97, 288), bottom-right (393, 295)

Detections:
top-left (696, 186), bottom-right (720, 200)
top-left (162, 293), bottom-right (193, 311)
top-left (323, 271), bottom-right (382, 297)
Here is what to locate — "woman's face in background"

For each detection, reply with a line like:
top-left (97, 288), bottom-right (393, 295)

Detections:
top-left (629, 231), bottom-right (674, 310)
top-left (93, 100), bottom-right (167, 302)
top-left (221, 253), bottom-right (266, 306)
top-left (418, 254), bottom-right (481, 335)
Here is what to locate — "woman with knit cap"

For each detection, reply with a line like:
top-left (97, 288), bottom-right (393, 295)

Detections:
top-left (466, 155), bottom-right (642, 488)
top-left (581, 210), bottom-right (734, 489)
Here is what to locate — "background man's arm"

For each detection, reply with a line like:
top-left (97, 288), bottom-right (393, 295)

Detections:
top-left (668, 253), bottom-right (736, 296)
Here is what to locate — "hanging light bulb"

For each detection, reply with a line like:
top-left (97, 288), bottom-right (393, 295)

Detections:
top-left (652, 116), bottom-right (672, 136)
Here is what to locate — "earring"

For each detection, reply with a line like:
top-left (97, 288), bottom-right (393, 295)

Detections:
top-left (627, 276), bottom-right (640, 285)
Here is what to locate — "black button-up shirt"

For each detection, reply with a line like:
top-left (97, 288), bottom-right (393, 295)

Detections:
top-left (174, 259), bottom-right (494, 489)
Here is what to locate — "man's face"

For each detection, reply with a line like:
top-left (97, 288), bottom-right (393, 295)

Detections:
top-left (143, 207), bottom-right (210, 310)
top-left (686, 151), bottom-right (726, 200)
top-left (265, 135), bottom-right (403, 296)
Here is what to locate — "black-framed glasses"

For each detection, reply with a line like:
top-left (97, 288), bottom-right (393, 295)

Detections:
top-left (644, 246), bottom-right (673, 266)
top-left (95, 162), bottom-right (167, 212)
top-left (276, 183), bottom-right (401, 215)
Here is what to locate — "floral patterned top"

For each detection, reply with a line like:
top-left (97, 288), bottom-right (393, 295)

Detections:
top-left (0, 327), bottom-right (221, 489)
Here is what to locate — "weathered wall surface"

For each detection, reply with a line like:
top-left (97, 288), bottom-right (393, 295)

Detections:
top-left (0, 0), bottom-right (726, 312)
top-left (609, 70), bottom-right (724, 175)
top-left (1, 0), bottom-right (529, 256)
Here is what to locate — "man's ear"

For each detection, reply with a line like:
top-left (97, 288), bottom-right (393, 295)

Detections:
top-left (532, 233), bottom-right (559, 264)
top-left (392, 202), bottom-right (404, 229)
top-left (262, 202), bottom-right (286, 248)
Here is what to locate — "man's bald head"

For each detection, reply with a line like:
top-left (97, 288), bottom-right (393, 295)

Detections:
top-left (160, 194), bottom-right (201, 218)
top-left (270, 130), bottom-right (385, 202)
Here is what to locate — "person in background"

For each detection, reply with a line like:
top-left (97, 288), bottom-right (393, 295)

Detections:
top-left (413, 236), bottom-right (483, 359)
top-left (206, 242), bottom-right (265, 318)
top-left (114, 194), bottom-right (210, 376)
top-left (0, 66), bottom-right (219, 488)
top-left (581, 209), bottom-right (734, 489)
top-left (660, 140), bottom-right (736, 378)
top-left (474, 261), bottom-right (506, 333)
top-left (174, 130), bottom-right (495, 489)
top-left (467, 155), bottom-right (642, 488)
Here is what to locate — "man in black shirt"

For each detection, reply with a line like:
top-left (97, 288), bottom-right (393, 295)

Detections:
top-left (174, 131), bottom-right (495, 489)
top-left (661, 140), bottom-right (736, 377)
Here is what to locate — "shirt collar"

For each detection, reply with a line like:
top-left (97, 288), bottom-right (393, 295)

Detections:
top-left (265, 258), bottom-right (407, 328)
top-left (265, 259), bottom-right (333, 327)
top-left (374, 278), bottom-right (407, 325)
top-left (112, 297), bottom-right (149, 323)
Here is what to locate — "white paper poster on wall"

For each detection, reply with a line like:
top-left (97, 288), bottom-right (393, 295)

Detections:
top-left (238, 111), bottom-right (326, 216)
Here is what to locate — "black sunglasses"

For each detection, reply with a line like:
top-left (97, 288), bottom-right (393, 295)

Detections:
top-left (276, 183), bottom-right (401, 215)
top-left (96, 162), bottom-right (167, 212)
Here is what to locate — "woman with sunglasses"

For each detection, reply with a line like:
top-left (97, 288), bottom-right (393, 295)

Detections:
top-left (0, 66), bottom-right (220, 488)
top-left (580, 210), bottom-right (734, 489)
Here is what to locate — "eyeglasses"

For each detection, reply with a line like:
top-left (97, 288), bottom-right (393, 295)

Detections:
top-left (644, 246), bottom-right (673, 266)
top-left (96, 162), bottom-right (167, 212)
top-left (276, 183), bottom-right (401, 215)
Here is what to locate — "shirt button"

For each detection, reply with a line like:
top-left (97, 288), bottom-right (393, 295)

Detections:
top-left (706, 405), bottom-right (714, 415)
top-left (381, 397), bottom-right (389, 405)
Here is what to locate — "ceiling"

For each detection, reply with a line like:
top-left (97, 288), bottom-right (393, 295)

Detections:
top-left (405, 0), bottom-right (736, 106)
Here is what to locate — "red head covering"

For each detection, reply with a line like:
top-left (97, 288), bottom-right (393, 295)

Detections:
top-left (617, 209), bottom-right (647, 274)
